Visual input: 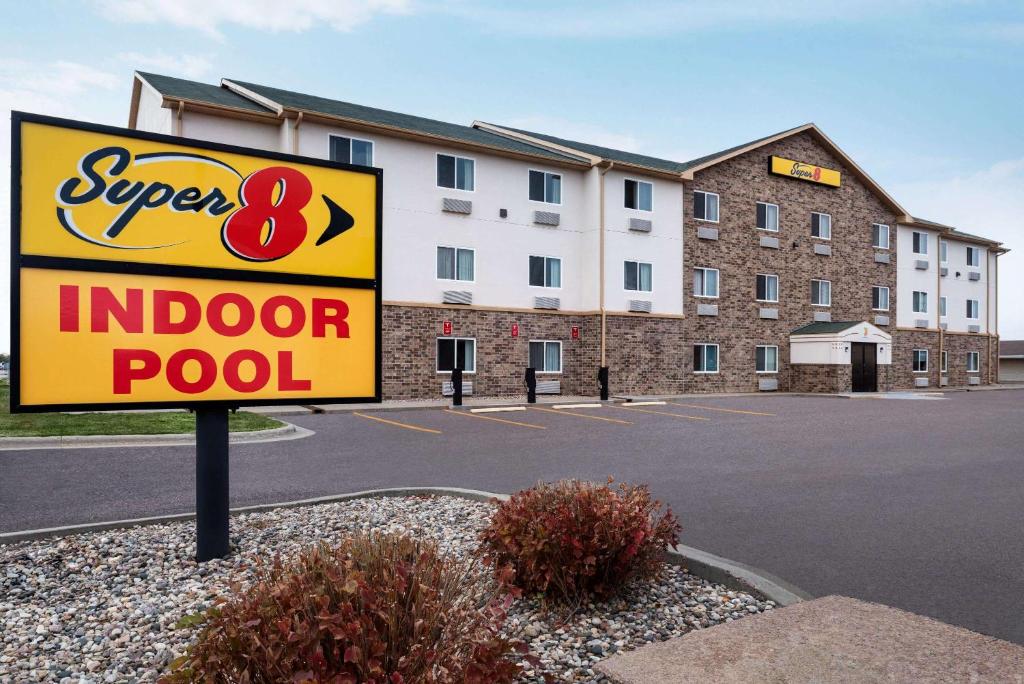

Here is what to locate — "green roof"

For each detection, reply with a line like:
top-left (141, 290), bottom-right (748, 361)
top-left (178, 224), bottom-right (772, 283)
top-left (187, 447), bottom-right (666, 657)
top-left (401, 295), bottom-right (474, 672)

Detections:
top-left (137, 72), bottom-right (275, 114)
top-left (485, 124), bottom-right (687, 174)
top-left (223, 79), bottom-right (587, 164)
top-left (791, 321), bottom-right (862, 335)
top-left (677, 124), bottom-right (810, 171)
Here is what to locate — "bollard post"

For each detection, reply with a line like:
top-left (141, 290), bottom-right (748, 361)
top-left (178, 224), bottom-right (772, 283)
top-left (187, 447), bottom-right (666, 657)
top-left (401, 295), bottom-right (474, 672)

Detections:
top-left (525, 367), bottom-right (537, 404)
top-left (598, 366), bottom-right (609, 401)
top-left (452, 367), bottom-right (463, 406)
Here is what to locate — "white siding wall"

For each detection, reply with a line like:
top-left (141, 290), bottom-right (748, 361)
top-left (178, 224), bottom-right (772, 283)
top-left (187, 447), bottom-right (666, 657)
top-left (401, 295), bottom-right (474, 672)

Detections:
top-left (180, 111), bottom-right (281, 151)
top-left (135, 82), bottom-right (173, 134)
top-left (896, 224), bottom-right (939, 329)
top-left (940, 239), bottom-right (991, 333)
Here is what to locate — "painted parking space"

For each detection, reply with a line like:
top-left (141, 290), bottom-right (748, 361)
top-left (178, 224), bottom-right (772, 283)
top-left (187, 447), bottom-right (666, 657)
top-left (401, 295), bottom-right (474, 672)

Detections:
top-left (352, 412), bottom-right (442, 435)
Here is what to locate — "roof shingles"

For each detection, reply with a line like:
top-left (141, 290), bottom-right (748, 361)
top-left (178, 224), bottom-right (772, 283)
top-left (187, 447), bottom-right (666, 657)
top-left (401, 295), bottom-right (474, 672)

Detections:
top-left (137, 72), bottom-right (275, 114)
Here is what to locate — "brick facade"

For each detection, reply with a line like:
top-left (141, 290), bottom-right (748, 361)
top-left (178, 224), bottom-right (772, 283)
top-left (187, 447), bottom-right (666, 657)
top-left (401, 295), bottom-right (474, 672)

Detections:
top-left (791, 364), bottom-right (851, 394)
top-left (891, 329), bottom-right (997, 390)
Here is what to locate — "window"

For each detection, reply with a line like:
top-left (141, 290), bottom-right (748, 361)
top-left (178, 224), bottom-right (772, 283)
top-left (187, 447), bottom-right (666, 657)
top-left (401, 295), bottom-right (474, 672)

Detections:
top-left (529, 256), bottom-right (561, 288)
top-left (756, 345), bottom-right (778, 373)
top-left (756, 202), bottom-right (779, 232)
top-left (912, 231), bottom-right (928, 255)
top-left (940, 240), bottom-right (948, 263)
top-left (872, 286), bottom-right (889, 311)
top-left (624, 179), bottom-right (653, 211)
top-left (693, 344), bottom-right (719, 373)
top-left (693, 267), bottom-right (719, 298)
top-left (939, 296), bottom-right (947, 318)
top-left (872, 223), bottom-right (889, 249)
top-left (912, 290), bottom-right (928, 314)
top-left (811, 212), bottom-right (831, 239)
top-left (966, 299), bottom-right (980, 319)
top-left (967, 351), bottom-right (980, 373)
top-left (966, 246), bottom-right (981, 267)
top-left (529, 340), bottom-right (562, 373)
top-left (913, 349), bottom-right (928, 373)
top-left (941, 350), bottom-right (948, 374)
top-left (329, 135), bottom-right (374, 166)
top-left (437, 337), bottom-right (475, 373)
top-left (437, 246), bottom-right (474, 281)
top-left (811, 279), bottom-right (831, 306)
top-left (529, 170), bottom-right (561, 204)
top-left (693, 190), bottom-right (719, 222)
top-left (756, 274), bottom-right (779, 302)
top-left (437, 154), bottom-right (474, 191)
top-left (624, 260), bottom-right (653, 292)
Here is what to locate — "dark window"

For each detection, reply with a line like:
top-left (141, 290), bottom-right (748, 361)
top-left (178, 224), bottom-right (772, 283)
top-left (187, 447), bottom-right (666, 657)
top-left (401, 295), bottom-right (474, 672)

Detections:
top-left (625, 179), bottom-right (652, 211)
top-left (529, 256), bottom-right (545, 287)
top-left (437, 154), bottom-right (456, 188)
top-left (330, 136), bottom-right (351, 164)
top-left (437, 338), bottom-right (475, 372)
top-left (529, 170), bottom-right (546, 202)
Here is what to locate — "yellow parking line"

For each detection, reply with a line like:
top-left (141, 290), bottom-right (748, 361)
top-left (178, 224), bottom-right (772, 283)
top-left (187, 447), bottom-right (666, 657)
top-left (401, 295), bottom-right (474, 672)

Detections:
top-left (609, 405), bottom-right (710, 421)
top-left (353, 412), bottom-right (441, 434)
top-left (529, 406), bottom-right (632, 425)
top-left (667, 402), bottom-right (775, 417)
top-left (444, 409), bottom-right (546, 430)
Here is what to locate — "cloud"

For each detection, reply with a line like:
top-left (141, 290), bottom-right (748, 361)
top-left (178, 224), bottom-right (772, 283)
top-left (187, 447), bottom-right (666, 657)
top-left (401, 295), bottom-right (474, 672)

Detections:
top-left (891, 159), bottom-right (1024, 338)
top-left (116, 52), bottom-right (213, 79)
top-left (93, 0), bottom-right (412, 38)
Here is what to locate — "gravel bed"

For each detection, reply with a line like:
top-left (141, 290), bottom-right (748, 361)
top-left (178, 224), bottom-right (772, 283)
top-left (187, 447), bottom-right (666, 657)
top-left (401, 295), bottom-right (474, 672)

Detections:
top-left (1, 496), bottom-right (773, 683)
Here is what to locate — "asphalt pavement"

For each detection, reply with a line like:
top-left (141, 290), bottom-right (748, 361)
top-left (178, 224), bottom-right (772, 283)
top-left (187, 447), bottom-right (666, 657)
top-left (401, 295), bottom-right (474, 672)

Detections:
top-left (1, 390), bottom-right (1022, 644)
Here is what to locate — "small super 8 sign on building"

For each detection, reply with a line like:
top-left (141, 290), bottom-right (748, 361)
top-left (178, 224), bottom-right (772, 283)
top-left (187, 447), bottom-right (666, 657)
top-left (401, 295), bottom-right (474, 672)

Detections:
top-left (10, 113), bottom-right (382, 411)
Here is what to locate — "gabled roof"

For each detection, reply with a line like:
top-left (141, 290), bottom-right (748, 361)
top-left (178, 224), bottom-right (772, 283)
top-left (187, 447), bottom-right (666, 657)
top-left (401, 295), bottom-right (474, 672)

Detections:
top-left (791, 321), bottom-right (864, 335)
top-left (135, 72), bottom-right (276, 115)
top-left (678, 124), bottom-right (810, 172)
top-left (901, 218), bottom-right (1005, 249)
top-left (221, 79), bottom-right (587, 165)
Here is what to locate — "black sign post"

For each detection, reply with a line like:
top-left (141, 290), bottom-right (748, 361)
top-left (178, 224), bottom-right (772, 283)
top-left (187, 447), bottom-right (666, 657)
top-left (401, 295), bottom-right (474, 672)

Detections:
top-left (525, 367), bottom-right (537, 403)
top-left (195, 408), bottom-right (230, 562)
top-left (451, 368), bottom-right (463, 407)
top-left (598, 366), bottom-right (609, 401)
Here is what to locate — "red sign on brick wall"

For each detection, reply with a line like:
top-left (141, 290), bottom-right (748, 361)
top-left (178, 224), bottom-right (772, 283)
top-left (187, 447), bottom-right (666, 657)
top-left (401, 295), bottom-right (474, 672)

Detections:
top-left (511, 323), bottom-right (519, 337)
top-left (571, 325), bottom-right (580, 340)
top-left (442, 320), bottom-right (452, 335)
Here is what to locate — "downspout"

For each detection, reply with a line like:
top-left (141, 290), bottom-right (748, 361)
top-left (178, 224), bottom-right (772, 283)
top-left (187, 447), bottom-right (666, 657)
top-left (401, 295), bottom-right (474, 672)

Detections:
top-left (174, 100), bottom-right (184, 136)
top-left (937, 236), bottom-right (943, 384)
top-left (995, 253), bottom-right (1000, 382)
top-left (599, 161), bottom-right (615, 368)
top-left (986, 249), bottom-right (992, 384)
top-left (292, 111), bottom-right (303, 155)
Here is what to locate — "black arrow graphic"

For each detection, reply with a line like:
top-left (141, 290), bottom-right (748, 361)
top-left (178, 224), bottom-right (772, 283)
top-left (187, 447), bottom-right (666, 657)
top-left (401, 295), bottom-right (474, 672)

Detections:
top-left (315, 194), bottom-right (355, 246)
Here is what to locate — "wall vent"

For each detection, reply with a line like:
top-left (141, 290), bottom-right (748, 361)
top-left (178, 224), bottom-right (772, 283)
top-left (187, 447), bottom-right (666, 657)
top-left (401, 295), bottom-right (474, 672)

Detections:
top-left (968, 324), bottom-right (981, 333)
top-left (914, 377), bottom-right (929, 387)
top-left (939, 376), bottom-right (949, 387)
top-left (696, 226), bottom-right (718, 240)
top-left (874, 315), bottom-right (889, 326)
top-left (940, 266), bottom-right (948, 276)
top-left (940, 322), bottom-right (948, 330)
top-left (534, 211), bottom-right (560, 226)
top-left (914, 259), bottom-right (929, 270)
top-left (914, 319), bottom-right (929, 328)
top-left (758, 378), bottom-right (779, 392)
top-left (968, 271), bottom-right (981, 281)
top-left (442, 290), bottom-right (472, 305)
top-left (813, 243), bottom-right (832, 256)
top-left (534, 296), bottom-right (560, 310)
top-left (628, 299), bottom-right (652, 313)
top-left (760, 236), bottom-right (780, 249)
top-left (759, 307), bottom-right (779, 319)
top-left (968, 376), bottom-right (981, 385)
top-left (697, 303), bottom-right (719, 316)
top-left (813, 311), bottom-right (832, 322)
top-left (874, 253), bottom-right (890, 264)
top-left (442, 198), bottom-right (472, 214)
top-left (629, 218), bottom-right (652, 233)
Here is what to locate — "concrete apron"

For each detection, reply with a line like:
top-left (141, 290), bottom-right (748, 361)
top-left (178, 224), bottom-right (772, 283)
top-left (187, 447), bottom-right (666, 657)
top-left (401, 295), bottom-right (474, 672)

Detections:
top-left (0, 486), bottom-right (807, 608)
top-left (0, 422), bottom-right (312, 451)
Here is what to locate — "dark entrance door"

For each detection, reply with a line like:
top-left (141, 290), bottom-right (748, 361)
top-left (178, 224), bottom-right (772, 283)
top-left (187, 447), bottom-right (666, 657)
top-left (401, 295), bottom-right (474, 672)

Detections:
top-left (851, 342), bottom-right (877, 392)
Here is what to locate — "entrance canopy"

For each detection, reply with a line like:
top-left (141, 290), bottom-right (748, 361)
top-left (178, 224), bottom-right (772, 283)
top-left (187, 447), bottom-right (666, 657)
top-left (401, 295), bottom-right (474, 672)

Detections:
top-left (790, 321), bottom-right (892, 365)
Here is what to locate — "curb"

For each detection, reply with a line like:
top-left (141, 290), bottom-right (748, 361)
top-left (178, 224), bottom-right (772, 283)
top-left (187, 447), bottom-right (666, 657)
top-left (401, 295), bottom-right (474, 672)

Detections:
top-left (0, 486), bottom-right (808, 608)
top-left (0, 422), bottom-right (311, 451)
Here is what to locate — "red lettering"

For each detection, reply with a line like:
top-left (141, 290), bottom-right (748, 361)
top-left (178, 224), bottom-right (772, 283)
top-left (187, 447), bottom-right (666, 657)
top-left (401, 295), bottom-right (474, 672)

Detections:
top-left (153, 290), bottom-right (201, 334)
top-left (206, 293), bottom-right (255, 337)
top-left (91, 287), bottom-right (143, 333)
top-left (223, 349), bottom-right (271, 392)
top-left (222, 167), bottom-right (312, 261)
top-left (166, 349), bottom-right (217, 394)
top-left (260, 295), bottom-right (305, 338)
top-left (59, 285), bottom-right (79, 332)
top-left (112, 348), bottom-right (161, 394)
top-left (278, 351), bottom-right (311, 391)
top-left (312, 298), bottom-right (350, 338)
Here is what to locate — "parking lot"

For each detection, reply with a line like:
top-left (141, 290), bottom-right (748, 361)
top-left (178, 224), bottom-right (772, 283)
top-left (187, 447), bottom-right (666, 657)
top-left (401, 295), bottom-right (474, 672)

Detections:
top-left (2, 389), bottom-right (1023, 644)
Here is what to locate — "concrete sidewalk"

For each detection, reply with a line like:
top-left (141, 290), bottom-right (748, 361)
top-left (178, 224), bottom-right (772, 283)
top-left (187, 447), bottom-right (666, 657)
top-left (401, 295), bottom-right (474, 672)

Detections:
top-left (597, 595), bottom-right (1024, 683)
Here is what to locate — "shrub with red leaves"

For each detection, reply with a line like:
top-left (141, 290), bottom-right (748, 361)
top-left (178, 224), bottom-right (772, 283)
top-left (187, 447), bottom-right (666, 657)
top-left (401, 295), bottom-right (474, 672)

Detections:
top-left (479, 479), bottom-right (681, 601)
top-left (161, 533), bottom-right (522, 684)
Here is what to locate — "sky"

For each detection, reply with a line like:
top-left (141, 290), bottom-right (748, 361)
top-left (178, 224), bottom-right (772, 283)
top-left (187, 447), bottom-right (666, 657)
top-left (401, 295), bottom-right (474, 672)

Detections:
top-left (1, 0), bottom-right (1022, 352)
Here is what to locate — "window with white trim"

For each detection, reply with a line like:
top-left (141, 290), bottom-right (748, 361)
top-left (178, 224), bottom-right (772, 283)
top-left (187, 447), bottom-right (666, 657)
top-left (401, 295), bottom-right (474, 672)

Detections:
top-left (967, 351), bottom-right (980, 372)
top-left (872, 286), bottom-right (889, 311)
top-left (872, 223), bottom-right (889, 249)
top-left (912, 290), bottom-right (928, 314)
top-left (756, 202), bottom-right (778, 232)
top-left (811, 212), bottom-right (831, 239)
top-left (437, 246), bottom-right (474, 281)
top-left (528, 256), bottom-right (561, 288)
top-left (756, 345), bottom-right (778, 373)
top-left (693, 190), bottom-right (719, 222)
top-left (940, 240), bottom-right (948, 263)
top-left (625, 179), bottom-right (653, 211)
top-left (693, 344), bottom-right (719, 373)
top-left (913, 349), bottom-right (928, 373)
top-left (437, 337), bottom-right (475, 373)
top-left (966, 246), bottom-right (981, 267)
top-left (966, 299), bottom-right (979, 320)
top-left (529, 170), bottom-right (561, 204)
top-left (693, 267), bottom-right (719, 298)
top-left (912, 231), bottom-right (928, 255)
top-left (437, 153), bottom-right (474, 191)
top-left (941, 350), bottom-right (948, 374)
top-left (529, 340), bottom-right (562, 373)
top-left (756, 274), bottom-right (779, 302)
top-left (811, 279), bottom-right (831, 306)
top-left (939, 296), bottom-right (947, 317)
top-left (329, 135), bottom-right (374, 166)
top-left (624, 260), bottom-right (653, 292)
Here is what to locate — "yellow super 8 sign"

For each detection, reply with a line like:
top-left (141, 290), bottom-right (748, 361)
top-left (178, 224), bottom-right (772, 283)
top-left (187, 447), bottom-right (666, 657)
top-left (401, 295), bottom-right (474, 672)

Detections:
top-left (11, 113), bottom-right (381, 411)
top-left (770, 156), bottom-right (841, 188)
